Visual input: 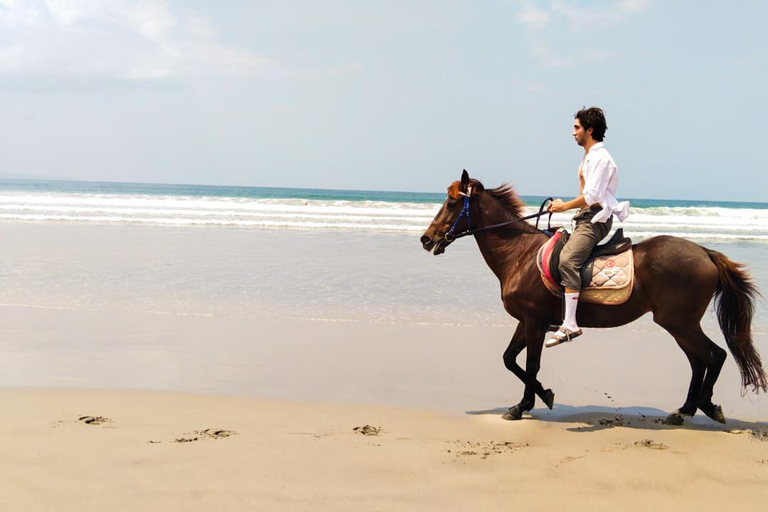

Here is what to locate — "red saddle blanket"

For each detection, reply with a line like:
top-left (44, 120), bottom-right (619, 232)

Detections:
top-left (535, 229), bottom-right (634, 305)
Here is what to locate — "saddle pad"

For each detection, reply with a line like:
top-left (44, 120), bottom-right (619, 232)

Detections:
top-left (536, 233), bottom-right (634, 305)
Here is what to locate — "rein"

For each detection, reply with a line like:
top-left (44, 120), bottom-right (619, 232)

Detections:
top-left (445, 195), bottom-right (554, 242)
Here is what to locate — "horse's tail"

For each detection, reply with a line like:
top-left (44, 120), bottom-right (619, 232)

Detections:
top-left (706, 249), bottom-right (767, 394)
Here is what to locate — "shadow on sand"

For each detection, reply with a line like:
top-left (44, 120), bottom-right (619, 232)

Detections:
top-left (466, 404), bottom-right (768, 433)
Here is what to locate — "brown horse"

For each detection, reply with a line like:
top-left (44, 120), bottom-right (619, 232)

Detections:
top-left (421, 170), bottom-right (766, 424)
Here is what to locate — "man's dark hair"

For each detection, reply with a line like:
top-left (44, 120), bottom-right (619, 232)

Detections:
top-left (575, 107), bottom-right (607, 142)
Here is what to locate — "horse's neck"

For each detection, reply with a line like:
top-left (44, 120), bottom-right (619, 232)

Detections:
top-left (473, 197), bottom-right (544, 281)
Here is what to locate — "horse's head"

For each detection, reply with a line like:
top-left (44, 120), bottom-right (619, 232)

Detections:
top-left (421, 169), bottom-right (485, 255)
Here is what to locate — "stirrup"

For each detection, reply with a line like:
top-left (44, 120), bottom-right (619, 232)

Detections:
top-left (545, 327), bottom-right (583, 348)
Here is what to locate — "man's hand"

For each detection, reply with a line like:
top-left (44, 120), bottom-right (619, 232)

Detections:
top-left (548, 199), bottom-right (566, 213)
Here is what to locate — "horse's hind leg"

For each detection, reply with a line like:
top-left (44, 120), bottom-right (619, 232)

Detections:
top-left (657, 318), bottom-right (727, 425)
top-left (692, 329), bottom-right (727, 423)
top-left (663, 344), bottom-right (706, 425)
top-left (502, 323), bottom-right (554, 421)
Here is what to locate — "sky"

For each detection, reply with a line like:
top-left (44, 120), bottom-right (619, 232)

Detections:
top-left (1, 0), bottom-right (766, 201)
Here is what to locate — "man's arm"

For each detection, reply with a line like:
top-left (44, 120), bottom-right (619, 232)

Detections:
top-left (548, 157), bottom-right (610, 213)
top-left (548, 195), bottom-right (587, 213)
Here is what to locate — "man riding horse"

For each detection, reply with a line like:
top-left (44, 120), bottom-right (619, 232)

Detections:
top-left (546, 107), bottom-right (630, 347)
top-left (421, 108), bottom-right (765, 424)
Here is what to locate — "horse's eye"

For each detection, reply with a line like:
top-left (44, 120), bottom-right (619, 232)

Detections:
top-left (447, 200), bottom-right (457, 208)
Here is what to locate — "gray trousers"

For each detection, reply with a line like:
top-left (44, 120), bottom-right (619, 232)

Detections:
top-left (558, 205), bottom-right (613, 290)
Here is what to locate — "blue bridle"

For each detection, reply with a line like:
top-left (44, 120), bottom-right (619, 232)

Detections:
top-left (444, 194), bottom-right (472, 242)
top-left (444, 193), bottom-right (554, 243)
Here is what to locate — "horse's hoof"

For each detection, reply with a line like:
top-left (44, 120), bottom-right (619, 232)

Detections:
top-left (663, 412), bottom-right (685, 426)
top-left (701, 404), bottom-right (726, 424)
top-left (543, 389), bottom-right (555, 410)
top-left (502, 405), bottom-right (523, 421)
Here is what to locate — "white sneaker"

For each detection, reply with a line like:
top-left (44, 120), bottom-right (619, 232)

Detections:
top-left (545, 327), bottom-right (583, 348)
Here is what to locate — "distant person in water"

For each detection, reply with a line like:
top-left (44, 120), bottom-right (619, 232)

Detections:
top-left (545, 107), bottom-right (630, 347)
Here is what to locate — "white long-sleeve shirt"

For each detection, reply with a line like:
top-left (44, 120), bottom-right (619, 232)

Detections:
top-left (578, 142), bottom-right (630, 223)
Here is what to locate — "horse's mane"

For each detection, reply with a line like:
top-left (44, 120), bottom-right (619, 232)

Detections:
top-left (485, 183), bottom-right (525, 219)
top-left (448, 179), bottom-right (525, 219)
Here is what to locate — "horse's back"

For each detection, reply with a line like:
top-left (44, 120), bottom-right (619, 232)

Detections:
top-left (632, 235), bottom-right (719, 312)
top-left (633, 235), bottom-right (716, 270)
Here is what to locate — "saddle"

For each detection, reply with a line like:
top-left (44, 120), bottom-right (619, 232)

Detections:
top-left (536, 228), bottom-right (634, 305)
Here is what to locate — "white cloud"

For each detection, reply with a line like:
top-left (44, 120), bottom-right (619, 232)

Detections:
top-left (123, 64), bottom-right (173, 80)
top-left (517, 1), bottom-right (550, 30)
top-left (126, 0), bottom-right (175, 42)
top-left (619, 0), bottom-right (652, 13)
top-left (182, 10), bottom-right (215, 39)
top-left (531, 42), bottom-right (573, 68)
top-left (525, 0), bottom-right (653, 30)
top-left (190, 41), bottom-right (269, 73)
top-left (548, 0), bottom-right (622, 32)
top-left (0, 45), bottom-right (24, 72)
top-left (0, 0), bottom-right (269, 84)
top-left (0, 1), bottom-right (44, 28)
top-left (45, 0), bottom-right (89, 24)
top-left (515, 0), bottom-right (652, 67)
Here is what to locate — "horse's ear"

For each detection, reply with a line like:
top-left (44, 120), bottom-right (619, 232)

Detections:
top-left (461, 169), bottom-right (470, 185)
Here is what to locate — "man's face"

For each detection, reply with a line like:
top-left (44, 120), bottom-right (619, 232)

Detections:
top-left (572, 119), bottom-right (592, 147)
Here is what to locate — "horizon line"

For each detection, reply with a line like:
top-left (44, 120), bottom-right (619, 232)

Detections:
top-left (0, 176), bottom-right (765, 206)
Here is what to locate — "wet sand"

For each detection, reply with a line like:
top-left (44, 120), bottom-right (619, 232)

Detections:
top-left (1, 305), bottom-right (766, 419)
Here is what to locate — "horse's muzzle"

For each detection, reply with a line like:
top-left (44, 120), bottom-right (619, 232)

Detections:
top-left (421, 235), bottom-right (449, 255)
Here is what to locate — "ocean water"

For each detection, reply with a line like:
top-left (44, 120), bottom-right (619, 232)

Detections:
top-left (1, 178), bottom-right (767, 241)
top-left (0, 178), bottom-right (766, 330)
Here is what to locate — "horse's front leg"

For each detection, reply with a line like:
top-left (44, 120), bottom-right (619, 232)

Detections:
top-left (503, 322), bottom-right (548, 420)
top-left (502, 322), bottom-right (555, 418)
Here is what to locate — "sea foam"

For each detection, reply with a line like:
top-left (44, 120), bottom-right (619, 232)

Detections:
top-left (0, 189), bottom-right (766, 242)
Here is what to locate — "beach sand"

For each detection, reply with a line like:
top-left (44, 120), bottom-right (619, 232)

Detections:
top-left (2, 221), bottom-right (767, 509)
top-left (2, 387), bottom-right (768, 512)
top-left (2, 306), bottom-right (768, 511)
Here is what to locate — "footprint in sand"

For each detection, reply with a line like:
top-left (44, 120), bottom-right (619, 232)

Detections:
top-left (50, 416), bottom-right (112, 428)
top-left (600, 442), bottom-right (631, 452)
top-left (171, 429), bottom-right (238, 444)
top-left (353, 425), bottom-right (382, 436)
top-left (78, 416), bottom-right (112, 425)
top-left (445, 440), bottom-right (527, 461)
top-left (635, 439), bottom-right (668, 450)
top-left (555, 454), bottom-right (586, 467)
